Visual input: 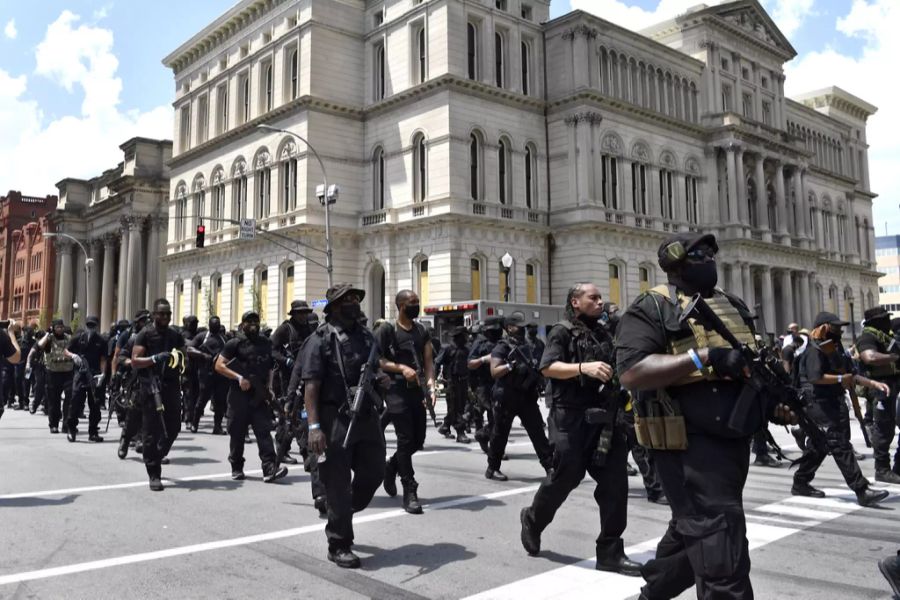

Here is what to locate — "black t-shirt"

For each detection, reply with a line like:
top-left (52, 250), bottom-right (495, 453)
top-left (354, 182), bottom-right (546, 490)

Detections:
top-left (491, 338), bottom-right (540, 397)
top-left (375, 321), bottom-right (430, 377)
top-left (799, 341), bottom-right (848, 402)
top-left (468, 335), bottom-right (497, 387)
top-left (133, 326), bottom-right (185, 382)
top-left (221, 334), bottom-right (274, 382)
top-left (615, 292), bottom-right (752, 437)
top-left (435, 343), bottom-right (469, 380)
top-left (541, 321), bottom-right (614, 409)
top-left (856, 330), bottom-right (883, 354)
top-left (300, 322), bottom-right (377, 406)
top-left (68, 331), bottom-right (107, 372)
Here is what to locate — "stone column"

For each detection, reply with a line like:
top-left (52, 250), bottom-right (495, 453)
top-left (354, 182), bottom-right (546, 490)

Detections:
top-left (774, 161), bottom-right (789, 240)
top-left (807, 274), bottom-right (818, 322)
top-left (795, 272), bottom-right (809, 327)
top-left (725, 146), bottom-right (739, 225)
top-left (145, 216), bottom-right (164, 307)
top-left (117, 219), bottom-right (130, 320)
top-left (815, 208), bottom-right (825, 252)
top-left (741, 263), bottom-right (755, 309)
top-left (101, 234), bottom-right (117, 329)
top-left (760, 266), bottom-right (775, 336)
top-left (754, 154), bottom-right (770, 239)
top-left (88, 239), bottom-right (103, 319)
top-left (575, 116), bottom-right (593, 204)
top-left (125, 216), bottom-right (145, 318)
top-left (736, 148), bottom-right (748, 228)
top-left (780, 269), bottom-right (794, 333)
top-left (56, 241), bottom-right (74, 322)
top-left (729, 262), bottom-right (743, 297)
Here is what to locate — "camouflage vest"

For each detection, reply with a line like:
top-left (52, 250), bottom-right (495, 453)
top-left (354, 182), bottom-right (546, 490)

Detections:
top-left (861, 326), bottom-right (899, 379)
top-left (46, 335), bottom-right (74, 373)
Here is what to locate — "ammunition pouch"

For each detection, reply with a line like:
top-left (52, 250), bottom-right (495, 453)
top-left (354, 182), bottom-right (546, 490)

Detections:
top-left (633, 392), bottom-right (688, 450)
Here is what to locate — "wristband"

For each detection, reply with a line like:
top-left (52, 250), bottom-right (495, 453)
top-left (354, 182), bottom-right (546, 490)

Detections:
top-left (309, 422), bottom-right (321, 430)
top-left (837, 375), bottom-right (843, 384)
top-left (236, 375), bottom-right (244, 385)
top-left (688, 348), bottom-right (704, 372)
top-left (578, 363), bottom-right (583, 375)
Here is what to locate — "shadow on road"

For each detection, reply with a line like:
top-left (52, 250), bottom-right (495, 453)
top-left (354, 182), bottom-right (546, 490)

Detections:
top-left (165, 456), bottom-right (220, 466)
top-left (355, 542), bottom-right (476, 580)
top-left (0, 494), bottom-right (79, 508)
top-left (172, 478), bottom-right (244, 492)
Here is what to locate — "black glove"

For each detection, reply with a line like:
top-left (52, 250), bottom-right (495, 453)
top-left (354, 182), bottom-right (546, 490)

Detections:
top-left (152, 351), bottom-right (172, 365)
top-left (285, 356), bottom-right (294, 369)
top-left (707, 348), bottom-right (747, 380)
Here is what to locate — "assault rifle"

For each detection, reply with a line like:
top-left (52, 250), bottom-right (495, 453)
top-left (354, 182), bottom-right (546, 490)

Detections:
top-left (343, 338), bottom-right (382, 449)
top-left (403, 339), bottom-right (439, 427)
top-left (680, 294), bottom-right (824, 463)
top-left (147, 370), bottom-right (169, 452)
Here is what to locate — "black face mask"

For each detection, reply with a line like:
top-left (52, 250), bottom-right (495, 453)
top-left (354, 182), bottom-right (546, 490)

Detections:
top-left (453, 335), bottom-right (467, 347)
top-left (403, 304), bottom-right (421, 320)
top-left (245, 324), bottom-right (260, 338)
top-left (339, 303), bottom-right (362, 324)
top-left (209, 322), bottom-right (222, 334)
top-left (868, 317), bottom-right (891, 334)
top-left (673, 261), bottom-right (718, 295)
top-left (484, 329), bottom-right (502, 342)
top-left (828, 329), bottom-right (843, 342)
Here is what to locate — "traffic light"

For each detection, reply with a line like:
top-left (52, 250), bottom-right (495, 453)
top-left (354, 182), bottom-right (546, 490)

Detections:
top-left (195, 224), bottom-right (206, 248)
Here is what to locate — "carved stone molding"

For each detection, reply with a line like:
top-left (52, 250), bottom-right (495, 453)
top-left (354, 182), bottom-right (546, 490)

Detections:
top-left (564, 111), bottom-right (603, 126)
top-left (562, 25), bottom-right (598, 40)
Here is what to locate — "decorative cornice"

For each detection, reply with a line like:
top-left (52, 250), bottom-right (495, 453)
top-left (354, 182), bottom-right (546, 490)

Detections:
top-left (564, 111), bottom-right (603, 126)
top-left (562, 25), bottom-right (598, 40)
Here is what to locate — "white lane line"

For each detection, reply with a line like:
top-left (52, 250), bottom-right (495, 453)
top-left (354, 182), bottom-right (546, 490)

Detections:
top-left (462, 488), bottom-right (863, 600)
top-left (751, 503), bottom-right (845, 521)
top-left (0, 483), bottom-right (539, 586)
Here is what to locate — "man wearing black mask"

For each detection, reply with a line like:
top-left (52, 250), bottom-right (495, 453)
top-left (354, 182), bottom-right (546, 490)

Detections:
top-left (187, 316), bottom-right (229, 434)
top-left (37, 319), bottom-right (74, 434)
top-left (615, 233), bottom-right (796, 599)
top-left (435, 326), bottom-right (472, 443)
top-left (215, 311), bottom-right (287, 483)
top-left (16, 325), bottom-right (35, 411)
top-left (131, 300), bottom-right (186, 491)
top-left (467, 317), bottom-right (504, 453)
top-left (64, 316), bottom-right (107, 442)
top-left (520, 282), bottom-right (640, 576)
top-left (302, 283), bottom-right (386, 568)
top-left (856, 306), bottom-right (900, 484)
top-left (376, 290), bottom-right (433, 514)
top-left (271, 300), bottom-right (314, 463)
top-left (789, 310), bottom-right (889, 505)
top-left (180, 315), bottom-right (200, 425)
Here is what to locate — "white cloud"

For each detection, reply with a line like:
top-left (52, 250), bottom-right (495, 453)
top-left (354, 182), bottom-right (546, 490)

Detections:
top-left (0, 11), bottom-right (171, 196)
top-left (4, 19), bottom-right (17, 40)
top-left (568, 0), bottom-right (814, 37)
top-left (785, 0), bottom-right (900, 234)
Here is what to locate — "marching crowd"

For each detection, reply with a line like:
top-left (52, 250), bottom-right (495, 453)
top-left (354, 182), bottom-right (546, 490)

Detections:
top-left (2, 231), bottom-right (900, 599)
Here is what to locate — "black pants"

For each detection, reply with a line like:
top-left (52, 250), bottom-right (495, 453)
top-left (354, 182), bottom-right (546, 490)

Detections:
top-left (442, 380), bottom-right (468, 432)
top-left (525, 406), bottom-right (629, 558)
top-left (140, 379), bottom-right (182, 478)
top-left (793, 397), bottom-right (868, 492)
top-left (31, 365), bottom-right (46, 411)
top-left (317, 404), bottom-right (385, 552)
top-left (384, 385), bottom-right (427, 484)
top-left (227, 391), bottom-right (277, 474)
top-left (487, 390), bottom-right (552, 471)
top-left (468, 385), bottom-right (493, 441)
top-left (182, 370), bottom-right (199, 423)
top-left (46, 371), bottom-right (74, 429)
top-left (751, 428), bottom-right (770, 457)
top-left (15, 363), bottom-right (28, 408)
top-left (290, 419), bottom-right (326, 500)
top-left (641, 435), bottom-right (753, 600)
top-left (67, 373), bottom-right (101, 436)
top-left (193, 373), bottom-right (228, 430)
top-left (1, 363), bottom-right (15, 406)
top-left (870, 377), bottom-right (900, 473)
top-left (121, 404), bottom-right (143, 445)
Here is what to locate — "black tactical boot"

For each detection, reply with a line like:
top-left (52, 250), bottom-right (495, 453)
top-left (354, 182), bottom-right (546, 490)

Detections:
top-left (383, 457), bottom-right (398, 497)
top-left (314, 495), bottom-right (328, 517)
top-left (875, 469), bottom-right (900, 484)
top-left (160, 457), bottom-right (170, 465)
top-left (263, 465), bottom-right (288, 483)
top-left (753, 454), bottom-right (781, 468)
top-left (149, 477), bottom-right (164, 492)
top-left (485, 468), bottom-right (508, 481)
top-left (519, 507), bottom-right (540, 556)
top-left (879, 550), bottom-right (900, 597)
top-left (856, 487), bottom-right (889, 507)
top-left (438, 424), bottom-right (452, 438)
top-left (791, 482), bottom-right (826, 498)
top-left (625, 462), bottom-right (638, 476)
top-left (50, 426), bottom-right (59, 434)
top-left (402, 480), bottom-right (424, 514)
top-left (280, 453), bottom-right (299, 465)
top-left (456, 431), bottom-right (471, 444)
top-left (647, 492), bottom-right (669, 505)
top-left (189, 423), bottom-right (198, 433)
top-left (66, 427), bottom-right (77, 443)
top-left (212, 425), bottom-right (224, 435)
top-left (231, 469), bottom-right (246, 481)
top-left (327, 547), bottom-right (361, 569)
top-left (89, 433), bottom-right (103, 443)
top-left (596, 539), bottom-right (642, 577)
top-left (117, 436), bottom-right (129, 459)
top-left (475, 428), bottom-right (490, 453)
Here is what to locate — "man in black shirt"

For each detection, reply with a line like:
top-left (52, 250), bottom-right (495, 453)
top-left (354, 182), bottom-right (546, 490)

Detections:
top-left (113, 311), bottom-right (151, 459)
top-left (65, 316), bottom-right (107, 442)
top-left (132, 299), bottom-right (185, 491)
top-left (302, 283), bottom-right (386, 568)
top-left (520, 282), bottom-right (640, 576)
top-left (14, 325), bottom-right (34, 410)
top-left (467, 317), bottom-right (503, 453)
top-left (376, 290), bottom-right (432, 515)
top-left (187, 316), bottom-right (229, 435)
top-left (0, 320), bottom-right (20, 422)
top-left (792, 311), bottom-right (890, 506)
top-left (179, 315), bottom-right (200, 425)
top-left (486, 315), bottom-right (552, 481)
top-left (271, 300), bottom-right (314, 463)
top-left (856, 306), bottom-right (900, 484)
top-left (434, 326), bottom-right (472, 443)
top-left (215, 310), bottom-right (287, 483)
top-left (37, 319), bottom-right (73, 434)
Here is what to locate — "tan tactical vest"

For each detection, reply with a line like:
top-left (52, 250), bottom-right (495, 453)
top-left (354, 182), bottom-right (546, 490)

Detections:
top-left (46, 335), bottom-right (74, 373)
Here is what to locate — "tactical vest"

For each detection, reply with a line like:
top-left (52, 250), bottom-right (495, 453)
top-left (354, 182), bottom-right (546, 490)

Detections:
top-left (46, 335), bottom-right (73, 373)
top-left (318, 323), bottom-right (371, 406)
top-left (547, 319), bottom-right (616, 409)
top-left (861, 327), bottom-right (900, 379)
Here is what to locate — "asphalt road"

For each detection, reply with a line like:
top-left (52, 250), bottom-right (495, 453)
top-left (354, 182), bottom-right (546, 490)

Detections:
top-left (1, 403), bottom-right (898, 600)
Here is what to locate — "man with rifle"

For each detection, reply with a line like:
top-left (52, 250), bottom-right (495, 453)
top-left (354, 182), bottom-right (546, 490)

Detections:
top-left (615, 232), bottom-right (797, 600)
top-left (301, 283), bottom-right (386, 568)
top-left (520, 282), bottom-right (641, 576)
top-left (856, 306), bottom-right (900, 484)
top-left (186, 316), bottom-right (229, 435)
top-left (375, 289), bottom-right (433, 515)
top-left (179, 315), bottom-right (200, 425)
top-left (434, 326), bottom-right (473, 444)
top-left (64, 316), bottom-right (107, 443)
top-left (467, 317), bottom-right (504, 453)
top-left (271, 300), bottom-right (315, 464)
top-left (215, 310), bottom-right (287, 484)
top-left (131, 300), bottom-right (185, 492)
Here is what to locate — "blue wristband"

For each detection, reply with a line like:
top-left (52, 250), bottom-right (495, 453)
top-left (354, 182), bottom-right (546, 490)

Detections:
top-left (309, 423), bottom-right (321, 431)
top-left (688, 348), bottom-right (704, 371)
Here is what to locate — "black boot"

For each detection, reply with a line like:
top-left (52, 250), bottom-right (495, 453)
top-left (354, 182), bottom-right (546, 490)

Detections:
top-left (791, 482), bottom-right (826, 498)
top-left (149, 477), bottom-right (164, 491)
top-left (383, 457), bottom-right (398, 497)
top-left (519, 507), bottom-right (540, 556)
top-left (314, 495), bottom-right (328, 517)
top-left (402, 480), bottom-right (423, 514)
top-left (117, 436), bottom-right (128, 459)
top-left (753, 454), bottom-right (781, 468)
top-left (856, 487), bottom-right (889, 507)
top-left (438, 423), bottom-right (452, 438)
top-left (89, 433), bottom-right (104, 443)
top-left (67, 427), bottom-right (77, 443)
top-left (875, 469), bottom-right (900, 484)
top-left (596, 539), bottom-right (642, 577)
top-left (328, 547), bottom-right (361, 569)
top-left (263, 465), bottom-right (288, 483)
top-left (280, 453), bottom-right (299, 465)
top-left (456, 431), bottom-right (471, 444)
top-left (879, 550), bottom-right (900, 597)
top-left (485, 467), bottom-right (508, 481)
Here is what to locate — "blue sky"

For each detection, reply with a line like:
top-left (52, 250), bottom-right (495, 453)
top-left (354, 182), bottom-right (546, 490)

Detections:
top-left (0, 0), bottom-right (896, 234)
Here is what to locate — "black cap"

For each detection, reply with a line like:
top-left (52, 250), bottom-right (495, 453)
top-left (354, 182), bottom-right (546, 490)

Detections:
top-left (482, 316), bottom-right (504, 330)
top-left (324, 283), bottom-right (365, 314)
top-left (116, 319), bottom-right (130, 329)
top-left (864, 306), bottom-right (890, 322)
top-left (813, 311), bottom-right (849, 328)
top-left (134, 309), bottom-right (150, 321)
top-left (289, 300), bottom-right (312, 314)
top-left (85, 316), bottom-right (99, 327)
top-left (657, 233), bottom-right (718, 271)
top-left (505, 314), bottom-right (525, 327)
top-left (241, 310), bottom-right (260, 323)
top-left (449, 325), bottom-right (468, 337)
top-left (51, 318), bottom-right (64, 327)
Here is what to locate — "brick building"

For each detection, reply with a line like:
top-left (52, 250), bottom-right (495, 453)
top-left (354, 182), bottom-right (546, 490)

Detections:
top-left (0, 191), bottom-right (58, 325)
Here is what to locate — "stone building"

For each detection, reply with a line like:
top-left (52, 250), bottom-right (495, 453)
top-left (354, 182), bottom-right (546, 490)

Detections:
top-left (0, 191), bottom-right (58, 325)
top-left (162, 0), bottom-right (880, 334)
top-left (876, 235), bottom-right (900, 318)
top-left (51, 138), bottom-right (172, 328)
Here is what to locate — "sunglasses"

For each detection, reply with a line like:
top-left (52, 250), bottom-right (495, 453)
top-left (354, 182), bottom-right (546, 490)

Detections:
top-left (686, 247), bottom-right (716, 260)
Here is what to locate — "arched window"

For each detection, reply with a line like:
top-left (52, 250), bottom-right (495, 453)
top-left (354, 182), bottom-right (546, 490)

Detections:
top-left (232, 271), bottom-right (245, 329)
top-left (494, 31), bottom-right (505, 88)
top-left (233, 172), bottom-right (247, 220)
top-left (174, 184), bottom-right (188, 241)
top-left (659, 167), bottom-right (674, 220)
top-left (632, 162), bottom-right (648, 215)
top-left (211, 170), bottom-right (226, 231)
top-left (467, 23), bottom-right (479, 80)
top-left (254, 267), bottom-right (268, 323)
top-left (600, 154), bottom-right (618, 209)
top-left (470, 133), bottom-right (482, 201)
top-left (639, 265), bottom-right (652, 293)
top-left (525, 262), bottom-right (538, 303)
top-left (685, 175), bottom-right (699, 224)
top-left (412, 133), bottom-right (427, 203)
top-left (521, 41), bottom-right (531, 96)
top-left (264, 62), bottom-right (273, 111)
top-left (374, 42), bottom-right (386, 100)
top-left (415, 257), bottom-right (430, 305)
top-left (525, 144), bottom-right (537, 209)
top-left (599, 48), bottom-right (609, 95)
top-left (192, 277), bottom-right (203, 318)
top-left (174, 280), bottom-right (184, 321)
top-left (608, 263), bottom-right (622, 306)
top-left (240, 72), bottom-right (251, 122)
top-left (416, 27), bottom-right (427, 84)
top-left (255, 166), bottom-right (271, 218)
top-left (280, 154), bottom-right (298, 213)
top-left (470, 257), bottom-right (484, 300)
top-left (289, 49), bottom-right (299, 100)
top-left (211, 273), bottom-right (222, 318)
top-left (281, 263), bottom-right (295, 316)
top-left (498, 138), bottom-right (510, 205)
top-left (373, 146), bottom-right (386, 210)
top-left (192, 178), bottom-right (206, 232)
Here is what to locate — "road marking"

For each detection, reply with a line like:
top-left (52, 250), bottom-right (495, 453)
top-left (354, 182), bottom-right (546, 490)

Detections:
top-left (0, 483), bottom-right (539, 586)
top-left (461, 488), bottom-right (864, 600)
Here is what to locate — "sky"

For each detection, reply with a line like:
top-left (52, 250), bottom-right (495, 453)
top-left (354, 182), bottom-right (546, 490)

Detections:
top-left (0, 0), bottom-right (896, 234)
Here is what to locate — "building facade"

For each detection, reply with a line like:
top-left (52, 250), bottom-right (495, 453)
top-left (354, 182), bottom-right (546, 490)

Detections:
top-left (876, 235), bottom-right (900, 318)
top-left (162, 0), bottom-right (880, 334)
top-left (51, 138), bottom-right (172, 328)
top-left (0, 191), bottom-right (58, 325)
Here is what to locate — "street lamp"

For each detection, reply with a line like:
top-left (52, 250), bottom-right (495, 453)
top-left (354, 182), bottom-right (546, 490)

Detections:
top-left (501, 252), bottom-right (513, 302)
top-left (45, 232), bottom-right (93, 318)
top-left (257, 124), bottom-right (336, 287)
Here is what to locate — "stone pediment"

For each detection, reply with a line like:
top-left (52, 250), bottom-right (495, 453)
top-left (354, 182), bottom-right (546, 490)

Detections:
top-left (711, 1), bottom-right (797, 58)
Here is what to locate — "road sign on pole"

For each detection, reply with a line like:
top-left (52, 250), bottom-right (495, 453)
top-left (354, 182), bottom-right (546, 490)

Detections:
top-left (239, 218), bottom-right (256, 240)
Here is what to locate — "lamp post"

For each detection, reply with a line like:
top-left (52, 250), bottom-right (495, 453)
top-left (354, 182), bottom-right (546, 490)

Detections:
top-left (45, 232), bottom-right (93, 318)
top-left (257, 124), bottom-right (336, 287)
top-left (501, 252), bottom-right (513, 302)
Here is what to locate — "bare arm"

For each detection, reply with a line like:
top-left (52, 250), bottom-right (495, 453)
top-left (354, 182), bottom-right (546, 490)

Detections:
top-left (859, 349), bottom-right (898, 367)
top-left (6, 329), bottom-right (20, 364)
top-left (424, 340), bottom-right (435, 388)
top-left (490, 355), bottom-right (513, 379)
top-left (619, 348), bottom-right (710, 392)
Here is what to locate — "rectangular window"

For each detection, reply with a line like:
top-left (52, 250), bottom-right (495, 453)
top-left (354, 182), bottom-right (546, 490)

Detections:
top-left (521, 41), bottom-right (531, 96)
top-left (761, 101), bottom-right (771, 126)
top-left (659, 169), bottom-right (674, 219)
top-left (282, 265), bottom-right (294, 315)
top-left (374, 9), bottom-right (384, 27)
top-left (286, 47), bottom-right (299, 101)
top-left (721, 84), bottom-right (732, 112)
top-left (495, 0), bottom-right (507, 10)
top-left (213, 276), bottom-right (223, 317)
top-left (374, 42), bottom-right (386, 100)
top-left (471, 258), bottom-right (481, 300)
top-left (639, 267), bottom-right (651, 293)
top-left (197, 94), bottom-right (209, 144)
top-left (233, 274), bottom-right (245, 328)
top-left (418, 259), bottom-right (429, 305)
top-left (742, 93), bottom-right (753, 119)
top-left (608, 264), bottom-right (621, 306)
top-left (281, 159), bottom-right (298, 212)
top-left (239, 72), bottom-right (250, 123)
top-left (233, 175), bottom-right (247, 220)
top-left (175, 282), bottom-right (185, 322)
top-left (179, 105), bottom-right (191, 152)
top-left (632, 163), bottom-right (647, 215)
top-left (257, 270), bottom-right (268, 323)
top-left (262, 61), bottom-right (273, 112)
top-left (495, 31), bottom-right (506, 88)
top-left (685, 176), bottom-right (699, 224)
top-left (412, 25), bottom-right (427, 84)
top-left (192, 280), bottom-right (202, 317)
top-left (211, 184), bottom-right (225, 231)
top-left (521, 4), bottom-right (533, 20)
top-left (467, 23), bottom-right (478, 81)
top-left (256, 168), bottom-right (271, 218)
top-left (216, 84), bottom-right (228, 135)
top-left (526, 263), bottom-right (537, 304)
